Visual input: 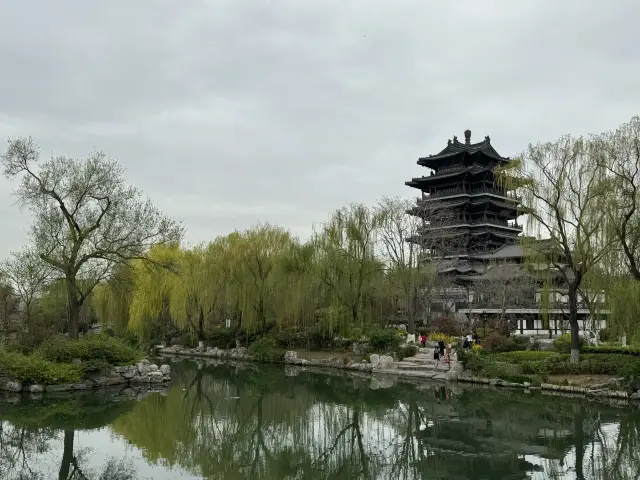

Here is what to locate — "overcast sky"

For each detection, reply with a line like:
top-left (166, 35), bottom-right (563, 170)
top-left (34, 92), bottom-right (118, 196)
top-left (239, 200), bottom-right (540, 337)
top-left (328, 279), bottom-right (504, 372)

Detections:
top-left (0, 0), bottom-right (638, 257)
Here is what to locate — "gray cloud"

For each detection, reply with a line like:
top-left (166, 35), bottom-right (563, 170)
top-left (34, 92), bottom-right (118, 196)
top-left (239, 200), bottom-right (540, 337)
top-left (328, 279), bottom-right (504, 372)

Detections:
top-left (1, 0), bottom-right (639, 255)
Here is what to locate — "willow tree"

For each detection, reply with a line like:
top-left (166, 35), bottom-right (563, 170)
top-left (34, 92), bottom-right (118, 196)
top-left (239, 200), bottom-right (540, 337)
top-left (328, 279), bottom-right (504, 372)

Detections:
top-left (313, 204), bottom-right (384, 332)
top-left (126, 243), bottom-right (181, 339)
top-left (1, 138), bottom-right (183, 338)
top-left (229, 225), bottom-right (296, 333)
top-left (594, 116), bottom-right (640, 280)
top-left (504, 134), bottom-right (613, 362)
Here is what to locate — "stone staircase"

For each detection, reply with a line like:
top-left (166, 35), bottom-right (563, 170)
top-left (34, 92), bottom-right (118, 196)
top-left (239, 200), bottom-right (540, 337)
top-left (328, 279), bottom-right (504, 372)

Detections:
top-left (391, 349), bottom-right (458, 380)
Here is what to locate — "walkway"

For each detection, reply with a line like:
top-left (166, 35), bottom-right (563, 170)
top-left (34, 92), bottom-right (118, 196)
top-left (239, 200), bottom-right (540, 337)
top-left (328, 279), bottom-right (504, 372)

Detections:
top-left (389, 348), bottom-right (458, 380)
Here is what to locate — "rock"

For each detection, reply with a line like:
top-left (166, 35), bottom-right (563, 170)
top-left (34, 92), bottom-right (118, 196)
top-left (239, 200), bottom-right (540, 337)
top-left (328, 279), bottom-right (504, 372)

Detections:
top-left (352, 342), bottom-right (370, 356)
top-left (159, 364), bottom-right (171, 375)
top-left (489, 379), bottom-right (499, 386)
top-left (370, 376), bottom-right (395, 390)
top-left (377, 355), bottom-right (394, 369)
top-left (284, 351), bottom-right (299, 364)
top-left (0, 379), bottom-right (22, 392)
top-left (630, 391), bottom-right (640, 400)
top-left (169, 337), bottom-right (182, 346)
top-left (148, 364), bottom-right (159, 372)
top-left (369, 354), bottom-right (380, 368)
top-left (121, 366), bottom-right (137, 379)
top-left (141, 359), bottom-right (150, 365)
top-left (29, 384), bottom-right (44, 393)
top-left (45, 383), bottom-right (87, 392)
top-left (137, 362), bottom-right (150, 375)
top-left (524, 382), bottom-right (531, 388)
top-left (300, 359), bottom-right (310, 366)
top-left (148, 371), bottom-right (165, 383)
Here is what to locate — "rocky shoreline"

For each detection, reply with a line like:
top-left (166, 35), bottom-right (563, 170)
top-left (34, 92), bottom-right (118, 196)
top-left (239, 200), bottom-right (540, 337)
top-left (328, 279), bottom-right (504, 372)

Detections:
top-left (0, 359), bottom-right (171, 394)
top-left (157, 345), bottom-right (640, 403)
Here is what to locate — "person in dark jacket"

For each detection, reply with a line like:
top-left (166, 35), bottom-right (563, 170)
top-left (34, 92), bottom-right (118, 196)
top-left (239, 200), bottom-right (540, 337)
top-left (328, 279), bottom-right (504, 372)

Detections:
top-left (438, 340), bottom-right (445, 357)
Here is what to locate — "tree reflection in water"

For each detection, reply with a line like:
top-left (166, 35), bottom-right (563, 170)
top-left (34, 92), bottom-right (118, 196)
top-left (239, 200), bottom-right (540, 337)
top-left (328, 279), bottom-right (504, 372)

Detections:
top-left (110, 359), bottom-right (640, 479)
top-left (0, 392), bottom-right (140, 480)
top-left (1, 360), bottom-right (639, 479)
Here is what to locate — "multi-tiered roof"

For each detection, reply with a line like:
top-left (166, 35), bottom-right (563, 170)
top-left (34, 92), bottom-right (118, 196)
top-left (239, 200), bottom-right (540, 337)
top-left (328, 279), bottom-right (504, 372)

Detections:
top-left (406, 130), bottom-right (522, 257)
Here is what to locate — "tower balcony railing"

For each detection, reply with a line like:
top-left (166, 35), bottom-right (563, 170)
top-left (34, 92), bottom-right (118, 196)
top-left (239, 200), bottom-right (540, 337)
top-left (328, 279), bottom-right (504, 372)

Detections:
top-left (420, 217), bottom-right (523, 230)
top-left (423, 187), bottom-right (520, 201)
top-left (435, 164), bottom-right (465, 174)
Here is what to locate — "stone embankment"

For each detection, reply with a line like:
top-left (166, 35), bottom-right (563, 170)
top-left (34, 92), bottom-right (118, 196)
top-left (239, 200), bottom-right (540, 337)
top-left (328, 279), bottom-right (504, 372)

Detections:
top-left (158, 344), bottom-right (640, 402)
top-left (157, 345), bottom-right (458, 380)
top-left (0, 359), bottom-right (171, 394)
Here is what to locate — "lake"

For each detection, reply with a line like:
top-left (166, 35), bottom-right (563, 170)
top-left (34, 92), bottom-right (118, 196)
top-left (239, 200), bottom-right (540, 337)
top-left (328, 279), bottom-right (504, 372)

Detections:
top-left (1, 357), bottom-right (639, 479)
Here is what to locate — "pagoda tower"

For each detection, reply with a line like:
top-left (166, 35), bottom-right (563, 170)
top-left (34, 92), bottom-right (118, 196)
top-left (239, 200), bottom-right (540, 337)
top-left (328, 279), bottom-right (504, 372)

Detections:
top-left (405, 130), bottom-right (522, 257)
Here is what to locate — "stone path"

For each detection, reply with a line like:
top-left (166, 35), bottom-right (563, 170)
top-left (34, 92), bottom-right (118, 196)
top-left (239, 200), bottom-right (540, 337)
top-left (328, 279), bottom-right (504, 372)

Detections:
top-left (385, 349), bottom-right (459, 381)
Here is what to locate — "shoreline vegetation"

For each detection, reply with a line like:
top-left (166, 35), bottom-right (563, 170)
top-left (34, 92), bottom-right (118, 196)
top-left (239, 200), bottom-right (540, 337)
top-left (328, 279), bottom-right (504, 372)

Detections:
top-left (155, 332), bottom-right (640, 404)
top-left (0, 335), bottom-right (171, 394)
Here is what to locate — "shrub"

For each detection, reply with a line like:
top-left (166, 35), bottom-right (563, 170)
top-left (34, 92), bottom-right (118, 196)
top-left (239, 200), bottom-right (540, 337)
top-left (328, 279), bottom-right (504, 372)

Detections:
top-left (598, 328), bottom-right (615, 343)
top-left (583, 345), bottom-right (640, 356)
top-left (396, 345), bottom-right (419, 360)
top-left (207, 327), bottom-right (238, 349)
top-left (429, 332), bottom-right (458, 345)
top-left (38, 335), bottom-right (141, 366)
top-left (496, 351), bottom-right (560, 363)
top-left (482, 332), bottom-right (526, 353)
top-left (247, 337), bottom-right (285, 363)
top-left (0, 349), bottom-right (83, 385)
top-left (553, 333), bottom-right (585, 353)
top-left (366, 327), bottom-right (403, 352)
top-left (519, 353), bottom-right (640, 379)
top-left (431, 316), bottom-right (461, 337)
top-left (306, 324), bottom-right (334, 350)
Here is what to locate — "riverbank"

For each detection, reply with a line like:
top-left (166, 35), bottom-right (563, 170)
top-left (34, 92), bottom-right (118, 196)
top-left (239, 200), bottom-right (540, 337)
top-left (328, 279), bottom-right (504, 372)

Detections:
top-left (157, 344), bottom-right (640, 403)
top-left (0, 359), bottom-right (172, 394)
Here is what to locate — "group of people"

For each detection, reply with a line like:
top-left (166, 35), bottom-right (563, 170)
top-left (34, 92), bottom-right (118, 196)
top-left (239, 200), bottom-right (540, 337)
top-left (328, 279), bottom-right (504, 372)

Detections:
top-left (462, 331), bottom-right (479, 349)
top-left (418, 333), bottom-right (451, 365)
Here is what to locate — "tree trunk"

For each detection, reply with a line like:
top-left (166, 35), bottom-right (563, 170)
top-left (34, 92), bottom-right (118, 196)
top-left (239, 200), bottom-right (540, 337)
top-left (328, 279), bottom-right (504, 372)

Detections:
top-left (58, 430), bottom-right (75, 480)
top-left (407, 292), bottom-right (416, 334)
top-left (66, 279), bottom-right (81, 340)
top-left (568, 285), bottom-right (580, 364)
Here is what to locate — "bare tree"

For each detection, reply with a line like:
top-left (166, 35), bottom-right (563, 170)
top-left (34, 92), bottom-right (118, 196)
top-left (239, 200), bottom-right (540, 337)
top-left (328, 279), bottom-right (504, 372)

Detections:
top-left (1, 248), bottom-right (52, 327)
top-left (470, 262), bottom-right (537, 335)
top-left (0, 277), bottom-right (19, 339)
top-left (504, 134), bottom-right (614, 362)
top-left (1, 137), bottom-right (183, 338)
top-left (376, 196), bottom-right (430, 333)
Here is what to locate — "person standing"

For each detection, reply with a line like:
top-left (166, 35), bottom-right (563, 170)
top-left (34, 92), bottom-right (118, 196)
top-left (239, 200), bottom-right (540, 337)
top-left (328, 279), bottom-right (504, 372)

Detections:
top-left (438, 340), bottom-right (445, 358)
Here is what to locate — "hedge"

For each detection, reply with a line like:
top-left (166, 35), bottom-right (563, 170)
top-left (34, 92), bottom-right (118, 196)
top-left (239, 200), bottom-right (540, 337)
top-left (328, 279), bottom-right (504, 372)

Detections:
top-left (521, 353), bottom-right (640, 378)
top-left (0, 349), bottom-right (83, 385)
top-left (582, 345), bottom-right (640, 356)
top-left (37, 335), bottom-right (142, 366)
top-left (495, 351), bottom-right (560, 363)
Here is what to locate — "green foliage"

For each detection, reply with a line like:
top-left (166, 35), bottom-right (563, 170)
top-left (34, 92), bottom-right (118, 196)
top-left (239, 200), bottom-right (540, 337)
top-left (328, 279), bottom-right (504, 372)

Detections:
top-left (553, 333), bottom-right (585, 353)
top-left (496, 351), bottom-right (560, 363)
top-left (37, 335), bottom-right (142, 365)
top-left (396, 344), bottom-right (418, 360)
top-left (247, 337), bottom-right (285, 363)
top-left (0, 349), bottom-right (83, 384)
top-left (482, 332), bottom-right (527, 353)
top-left (582, 345), bottom-right (640, 356)
top-left (366, 327), bottom-right (403, 352)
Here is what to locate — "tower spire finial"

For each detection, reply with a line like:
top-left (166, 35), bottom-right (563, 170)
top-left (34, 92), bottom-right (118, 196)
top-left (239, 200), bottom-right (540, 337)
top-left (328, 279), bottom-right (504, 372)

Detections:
top-left (464, 129), bottom-right (471, 144)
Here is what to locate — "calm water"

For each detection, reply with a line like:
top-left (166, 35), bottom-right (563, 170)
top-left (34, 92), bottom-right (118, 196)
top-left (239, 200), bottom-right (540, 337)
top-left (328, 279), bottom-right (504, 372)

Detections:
top-left (1, 358), bottom-right (639, 480)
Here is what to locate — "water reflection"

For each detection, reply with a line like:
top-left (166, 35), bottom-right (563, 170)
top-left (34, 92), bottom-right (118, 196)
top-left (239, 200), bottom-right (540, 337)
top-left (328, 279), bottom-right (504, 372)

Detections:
top-left (113, 359), bottom-right (640, 479)
top-left (0, 388), bottom-right (158, 479)
top-left (1, 359), bottom-right (640, 479)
